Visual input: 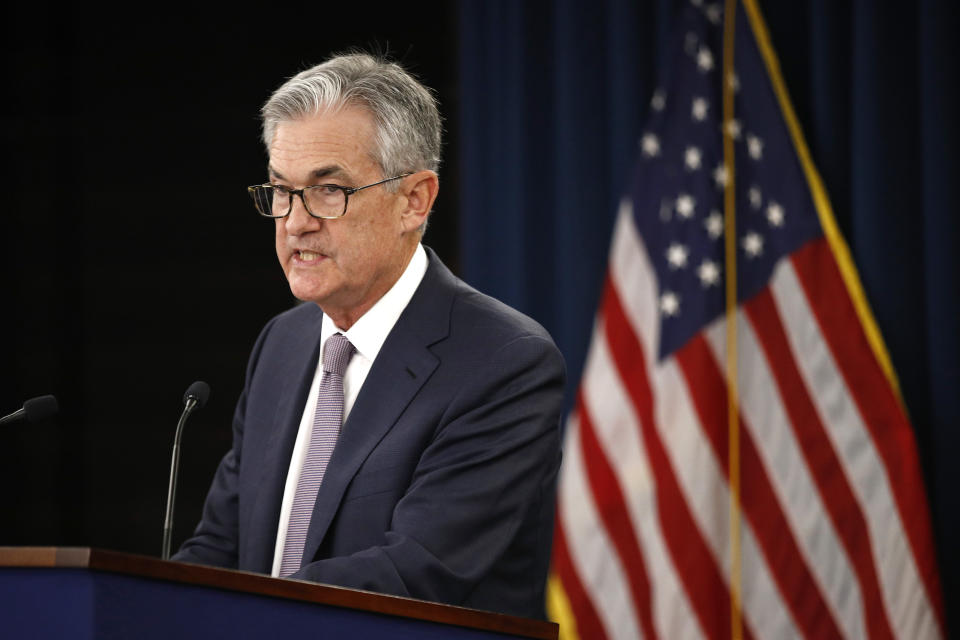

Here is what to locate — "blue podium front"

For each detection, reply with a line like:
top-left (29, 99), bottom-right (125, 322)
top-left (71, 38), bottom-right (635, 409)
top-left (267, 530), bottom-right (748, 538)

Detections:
top-left (0, 548), bottom-right (557, 640)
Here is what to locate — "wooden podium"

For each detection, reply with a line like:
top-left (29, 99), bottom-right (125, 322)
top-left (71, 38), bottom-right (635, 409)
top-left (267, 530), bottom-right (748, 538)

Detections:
top-left (0, 547), bottom-right (558, 639)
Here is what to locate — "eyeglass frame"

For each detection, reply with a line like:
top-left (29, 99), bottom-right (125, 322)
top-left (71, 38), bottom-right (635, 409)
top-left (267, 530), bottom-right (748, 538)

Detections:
top-left (247, 172), bottom-right (413, 220)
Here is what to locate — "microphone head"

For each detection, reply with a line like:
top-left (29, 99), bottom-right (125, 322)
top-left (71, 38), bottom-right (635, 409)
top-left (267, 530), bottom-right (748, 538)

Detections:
top-left (183, 381), bottom-right (210, 409)
top-left (22, 395), bottom-right (58, 423)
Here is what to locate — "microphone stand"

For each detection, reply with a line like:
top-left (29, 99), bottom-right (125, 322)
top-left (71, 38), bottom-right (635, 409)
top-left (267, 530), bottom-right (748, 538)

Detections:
top-left (162, 388), bottom-right (205, 561)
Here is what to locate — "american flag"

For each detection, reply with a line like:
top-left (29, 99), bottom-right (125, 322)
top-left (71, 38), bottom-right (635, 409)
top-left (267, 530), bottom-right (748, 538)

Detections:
top-left (547, 1), bottom-right (944, 638)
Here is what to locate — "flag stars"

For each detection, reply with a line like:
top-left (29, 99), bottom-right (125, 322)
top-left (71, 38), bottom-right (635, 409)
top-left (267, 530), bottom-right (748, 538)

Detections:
top-left (651, 89), bottom-right (666, 112)
top-left (684, 146), bottom-right (703, 171)
top-left (766, 202), bottom-right (786, 227)
top-left (705, 3), bottom-right (722, 24)
top-left (697, 259), bottom-right (721, 287)
top-left (697, 46), bottom-right (714, 72)
top-left (705, 210), bottom-right (724, 238)
top-left (748, 185), bottom-right (763, 209)
top-left (727, 72), bottom-right (740, 93)
top-left (724, 118), bottom-right (742, 140)
top-left (666, 243), bottom-right (690, 269)
top-left (747, 134), bottom-right (764, 160)
top-left (641, 132), bottom-right (661, 157)
top-left (712, 163), bottom-right (728, 188)
top-left (742, 232), bottom-right (764, 258)
top-left (676, 193), bottom-right (696, 218)
top-left (692, 97), bottom-right (709, 121)
top-left (660, 291), bottom-right (681, 317)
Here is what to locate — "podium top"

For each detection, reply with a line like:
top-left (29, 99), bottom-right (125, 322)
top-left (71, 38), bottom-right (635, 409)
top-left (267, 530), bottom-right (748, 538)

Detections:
top-left (0, 547), bottom-right (558, 640)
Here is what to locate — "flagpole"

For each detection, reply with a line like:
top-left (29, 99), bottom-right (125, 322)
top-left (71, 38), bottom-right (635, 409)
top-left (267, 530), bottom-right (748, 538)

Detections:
top-left (722, 1), bottom-right (743, 639)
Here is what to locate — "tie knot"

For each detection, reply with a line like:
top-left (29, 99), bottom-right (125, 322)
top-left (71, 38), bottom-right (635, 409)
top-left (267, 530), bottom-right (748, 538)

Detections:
top-left (323, 333), bottom-right (354, 376)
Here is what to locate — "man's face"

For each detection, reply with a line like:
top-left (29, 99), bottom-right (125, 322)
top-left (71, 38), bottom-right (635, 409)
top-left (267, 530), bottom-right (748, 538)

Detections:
top-left (270, 106), bottom-right (415, 328)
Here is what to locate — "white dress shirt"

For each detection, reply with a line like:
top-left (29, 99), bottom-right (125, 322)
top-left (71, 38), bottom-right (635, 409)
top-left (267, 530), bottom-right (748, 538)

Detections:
top-left (271, 244), bottom-right (428, 576)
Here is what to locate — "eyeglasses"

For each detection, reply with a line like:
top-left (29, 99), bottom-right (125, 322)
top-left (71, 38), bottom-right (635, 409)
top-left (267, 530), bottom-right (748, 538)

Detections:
top-left (247, 173), bottom-right (412, 219)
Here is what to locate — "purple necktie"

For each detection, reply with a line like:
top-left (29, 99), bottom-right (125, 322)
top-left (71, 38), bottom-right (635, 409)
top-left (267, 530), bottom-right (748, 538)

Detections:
top-left (279, 333), bottom-right (354, 577)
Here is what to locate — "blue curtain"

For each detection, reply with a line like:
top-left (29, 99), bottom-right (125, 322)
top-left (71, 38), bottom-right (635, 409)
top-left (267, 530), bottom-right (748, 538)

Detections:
top-left (460, 0), bottom-right (673, 411)
top-left (459, 0), bottom-right (960, 627)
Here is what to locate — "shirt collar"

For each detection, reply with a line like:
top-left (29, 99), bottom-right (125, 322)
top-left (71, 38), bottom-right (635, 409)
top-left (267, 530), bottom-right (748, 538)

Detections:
top-left (319, 243), bottom-right (428, 364)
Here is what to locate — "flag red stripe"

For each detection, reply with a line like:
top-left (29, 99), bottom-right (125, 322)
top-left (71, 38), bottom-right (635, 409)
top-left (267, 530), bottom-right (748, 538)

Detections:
top-left (675, 334), bottom-right (844, 639)
top-left (577, 392), bottom-right (658, 640)
top-left (745, 287), bottom-right (895, 639)
top-left (603, 277), bottom-right (745, 640)
top-left (791, 238), bottom-right (945, 626)
top-left (552, 509), bottom-right (608, 639)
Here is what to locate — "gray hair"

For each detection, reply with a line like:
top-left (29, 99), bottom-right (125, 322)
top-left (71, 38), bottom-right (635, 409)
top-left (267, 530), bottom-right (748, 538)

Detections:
top-left (261, 53), bottom-right (442, 182)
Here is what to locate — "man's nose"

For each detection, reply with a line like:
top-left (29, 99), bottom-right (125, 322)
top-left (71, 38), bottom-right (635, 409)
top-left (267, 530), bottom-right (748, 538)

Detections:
top-left (284, 193), bottom-right (321, 235)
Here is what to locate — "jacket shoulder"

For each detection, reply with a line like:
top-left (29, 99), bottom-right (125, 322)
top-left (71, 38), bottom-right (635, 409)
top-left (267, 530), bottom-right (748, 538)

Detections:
top-left (421, 247), bottom-right (558, 348)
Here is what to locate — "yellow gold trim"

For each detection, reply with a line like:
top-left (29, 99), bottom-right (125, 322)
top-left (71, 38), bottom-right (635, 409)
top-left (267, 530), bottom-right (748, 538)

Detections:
top-left (723, 2), bottom-right (743, 639)
top-left (546, 573), bottom-right (580, 640)
top-left (740, 0), bottom-right (904, 403)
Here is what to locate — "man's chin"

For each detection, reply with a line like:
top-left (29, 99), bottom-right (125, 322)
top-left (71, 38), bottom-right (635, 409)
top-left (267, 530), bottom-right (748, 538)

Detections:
top-left (287, 278), bottom-right (329, 306)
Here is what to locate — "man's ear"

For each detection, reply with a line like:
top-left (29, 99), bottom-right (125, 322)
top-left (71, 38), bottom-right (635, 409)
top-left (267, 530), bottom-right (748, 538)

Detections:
top-left (399, 170), bottom-right (439, 233)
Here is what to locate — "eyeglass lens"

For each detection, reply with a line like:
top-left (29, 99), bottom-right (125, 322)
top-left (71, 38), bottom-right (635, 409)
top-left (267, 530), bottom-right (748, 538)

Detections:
top-left (253, 185), bottom-right (346, 218)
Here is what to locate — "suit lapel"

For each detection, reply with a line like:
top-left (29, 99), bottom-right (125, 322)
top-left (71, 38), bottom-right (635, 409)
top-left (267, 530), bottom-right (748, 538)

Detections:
top-left (300, 249), bottom-right (457, 562)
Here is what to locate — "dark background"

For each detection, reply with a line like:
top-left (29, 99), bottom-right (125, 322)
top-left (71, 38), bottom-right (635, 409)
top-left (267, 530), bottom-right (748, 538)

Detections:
top-left (1, 4), bottom-right (459, 555)
top-left (4, 0), bottom-right (960, 632)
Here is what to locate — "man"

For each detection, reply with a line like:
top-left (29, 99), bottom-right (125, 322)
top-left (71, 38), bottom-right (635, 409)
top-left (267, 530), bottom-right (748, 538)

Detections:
top-left (173, 53), bottom-right (565, 620)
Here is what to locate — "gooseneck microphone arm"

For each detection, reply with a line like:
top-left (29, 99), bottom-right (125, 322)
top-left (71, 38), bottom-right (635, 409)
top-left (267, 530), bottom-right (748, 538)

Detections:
top-left (162, 381), bottom-right (210, 561)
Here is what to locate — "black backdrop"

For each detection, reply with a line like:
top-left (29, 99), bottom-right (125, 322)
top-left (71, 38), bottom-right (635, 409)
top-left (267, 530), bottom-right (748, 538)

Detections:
top-left (1, 5), bottom-right (458, 555)
top-left (5, 1), bottom-right (959, 631)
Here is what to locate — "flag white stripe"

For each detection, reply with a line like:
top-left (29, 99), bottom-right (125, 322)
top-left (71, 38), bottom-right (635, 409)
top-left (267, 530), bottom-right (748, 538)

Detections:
top-left (559, 412), bottom-right (643, 640)
top-left (771, 260), bottom-right (938, 639)
top-left (704, 308), bottom-right (867, 639)
top-left (609, 200), bottom-right (659, 366)
top-left (582, 318), bottom-right (704, 640)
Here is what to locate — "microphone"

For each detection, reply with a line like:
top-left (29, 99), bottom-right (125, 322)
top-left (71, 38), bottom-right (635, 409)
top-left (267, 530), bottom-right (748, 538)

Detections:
top-left (0, 395), bottom-right (58, 426)
top-left (162, 381), bottom-right (210, 560)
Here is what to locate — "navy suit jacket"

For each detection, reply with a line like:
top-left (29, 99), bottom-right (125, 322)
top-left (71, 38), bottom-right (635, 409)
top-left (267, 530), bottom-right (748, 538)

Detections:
top-left (174, 248), bottom-right (565, 619)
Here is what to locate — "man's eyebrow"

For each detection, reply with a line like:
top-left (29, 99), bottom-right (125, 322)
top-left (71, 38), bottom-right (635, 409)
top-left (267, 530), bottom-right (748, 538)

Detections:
top-left (311, 166), bottom-right (347, 180)
top-left (267, 165), bottom-right (348, 182)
